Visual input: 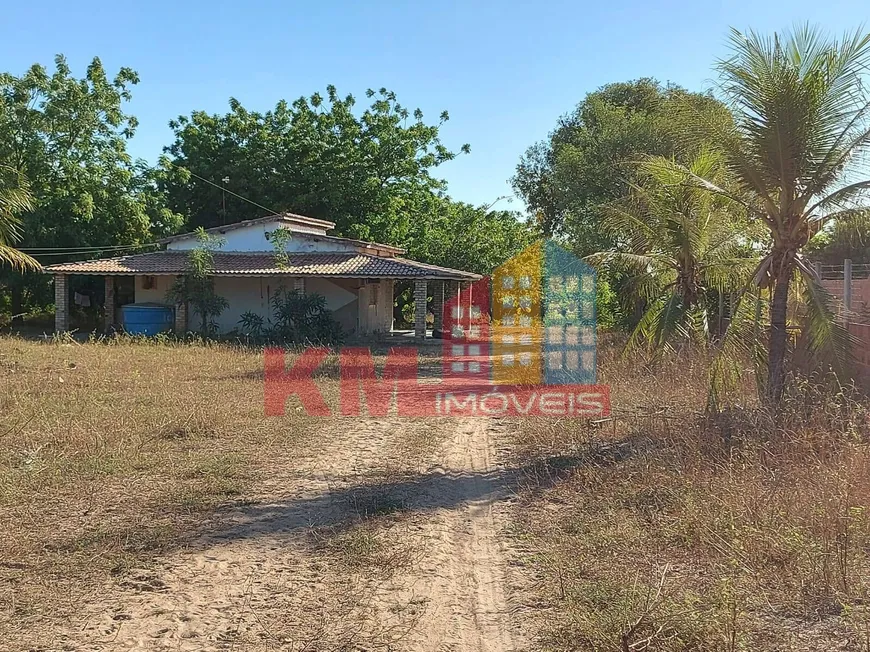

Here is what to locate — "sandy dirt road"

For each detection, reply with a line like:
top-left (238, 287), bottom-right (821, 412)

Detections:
top-left (393, 418), bottom-right (521, 652)
top-left (62, 417), bottom-right (524, 651)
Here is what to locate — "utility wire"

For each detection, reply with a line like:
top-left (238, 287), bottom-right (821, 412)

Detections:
top-left (22, 165), bottom-right (280, 259)
top-left (27, 248), bottom-right (161, 258)
top-left (20, 243), bottom-right (160, 252)
top-left (175, 165), bottom-right (282, 218)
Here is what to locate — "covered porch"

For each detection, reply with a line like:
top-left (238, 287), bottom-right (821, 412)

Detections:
top-left (45, 251), bottom-right (480, 340)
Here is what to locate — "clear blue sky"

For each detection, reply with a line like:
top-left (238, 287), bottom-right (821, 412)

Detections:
top-left (1, 0), bottom-right (865, 212)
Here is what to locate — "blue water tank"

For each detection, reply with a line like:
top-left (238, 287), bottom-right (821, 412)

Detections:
top-left (121, 303), bottom-right (175, 336)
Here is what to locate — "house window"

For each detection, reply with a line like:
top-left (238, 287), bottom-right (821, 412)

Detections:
top-left (142, 275), bottom-right (156, 290)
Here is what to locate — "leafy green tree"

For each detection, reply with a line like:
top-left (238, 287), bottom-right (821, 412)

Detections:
top-left (159, 87), bottom-right (469, 246)
top-left (685, 26), bottom-right (870, 403)
top-left (0, 55), bottom-right (183, 311)
top-left (0, 165), bottom-right (39, 271)
top-left (512, 79), bottom-right (730, 255)
top-left (405, 197), bottom-right (534, 275)
top-left (807, 214), bottom-right (870, 265)
top-left (165, 229), bottom-right (228, 335)
top-left (160, 86), bottom-right (531, 299)
top-left (589, 151), bottom-right (756, 357)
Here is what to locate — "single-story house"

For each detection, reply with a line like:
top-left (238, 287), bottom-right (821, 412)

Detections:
top-left (43, 213), bottom-right (481, 339)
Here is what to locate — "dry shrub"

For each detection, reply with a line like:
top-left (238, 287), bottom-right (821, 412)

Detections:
top-left (508, 347), bottom-right (870, 651)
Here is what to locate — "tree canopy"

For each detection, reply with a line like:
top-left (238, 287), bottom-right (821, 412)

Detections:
top-left (404, 197), bottom-right (534, 275)
top-left (0, 165), bottom-right (39, 271)
top-left (158, 87), bottom-right (470, 244)
top-left (0, 70), bottom-right (532, 314)
top-left (512, 79), bottom-right (731, 255)
top-left (589, 151), bottom-right (755, 357)
top-left (683, 26), bottom-right (870, 404)
top-left (0, 55), bottom-right (181, 250)
top-left (159, 86), bottom-right (531, 276)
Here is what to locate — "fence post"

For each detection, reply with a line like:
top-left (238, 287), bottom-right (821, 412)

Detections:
top-left (814, 261), bottom-right (822, 280)
top-left (844, 259), bottom-right (853, 312)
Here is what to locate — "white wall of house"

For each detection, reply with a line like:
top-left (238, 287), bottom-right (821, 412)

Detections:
top-left (131, 273), bottom-right (392, 335)
top-left (357, 280), bottom-right (394, 334)
top-left (211, 276), bottom-right (288, 332)
top-left (134, 274), bottom-right (174, 303)
top-left (166, 221), bottom-right (357, 254)
top-left (133, 218), bottom-right (398, 335)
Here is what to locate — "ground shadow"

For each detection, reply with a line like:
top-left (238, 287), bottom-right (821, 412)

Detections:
top-left (193, 433), bottom-right (656, 549)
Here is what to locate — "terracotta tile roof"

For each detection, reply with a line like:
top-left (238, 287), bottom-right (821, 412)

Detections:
top-left (43, 251), bottom-right (480, 280)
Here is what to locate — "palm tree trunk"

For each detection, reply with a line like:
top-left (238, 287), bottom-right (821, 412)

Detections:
top-left (767, 256), bottom-right (793, 404)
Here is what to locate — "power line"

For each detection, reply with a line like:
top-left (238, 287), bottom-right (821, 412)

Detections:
top-left (20, 166), bottom-right (279, 259)
top-left (27, 248), bottom-right (158, 258)
top-left (20, 243), bottom-right (160, 252)
top-left (174, 165), bottom-right (282, 218)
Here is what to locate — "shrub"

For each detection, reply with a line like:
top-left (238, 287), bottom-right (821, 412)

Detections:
top-left (165, 228), bottom-right (229, 336)
top-left (238, 289), bottom-right (343, 345)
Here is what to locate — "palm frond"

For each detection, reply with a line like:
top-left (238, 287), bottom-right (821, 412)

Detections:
top-left (624, 292), bottom-right (690, 361)
top-left (701, 257), bottom-right (760, 291)
top-left (638, 155), bottom-right (752, 210)
top-left (0, 165), bottom-right (38, 271)
top-left (716, 26), bottom-right (870, 234)
top-left (805, 179), bottom-right (870, 218)
top-left (586, 251), bottom-right (666, 274)
top-left (0, 246), bottom-right (40, 271)
top-left (808, 206), bottom-right (870, 227)
top-left (670, 92), bottom-right (780, 219)
top-left (709, 284), bottom-right (769, 408)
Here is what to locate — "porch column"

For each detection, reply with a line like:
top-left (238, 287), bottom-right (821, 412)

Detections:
top-left (54, 274), bottom-right (69, 333)
top-left (104, 276), bottom-right (116, 331)
top-left (293, 277), bottom-right (305, 293)
top-left (413, 279), bottom-right (427, 340)
top-left (431, 280), bottom-right (445, 335)
top-left (444, 281), bottom-right (459, 337)
top-left (461, 281), bottom-right (473, 330)
top-left (386, 280), bottom-right (395, 332)
top-left (174, 302), bottom-right (188, 334)
top-left (174, 275), bottom-right (188, 334)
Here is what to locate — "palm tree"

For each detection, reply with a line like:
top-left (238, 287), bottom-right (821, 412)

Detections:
top-left (589, 150), bottom-right (755, 358)
top-left (684, 26), bottom-right (870, 403)
top-left (0, 165), bottom-right (39, 271)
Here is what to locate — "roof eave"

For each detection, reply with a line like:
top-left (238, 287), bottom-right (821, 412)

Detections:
top-left (43, 270), bottom-right (480, 280)
top-left (156, 213), bottom-right (337, 245)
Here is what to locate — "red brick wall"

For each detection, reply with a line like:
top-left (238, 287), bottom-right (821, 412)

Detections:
top-left (847, 322), bottom-right (870, 383)
top-left (820, 279), bottom-right (870, 384)
top-left (822, 278), bottom-right (870, 313)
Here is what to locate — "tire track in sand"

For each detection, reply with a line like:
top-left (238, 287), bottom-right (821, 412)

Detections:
top-left (66, 417), bottom-right (523, 651)
top-left (385, 417), bottom-right (522, 651)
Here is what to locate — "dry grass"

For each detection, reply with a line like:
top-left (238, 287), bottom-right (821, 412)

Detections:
top-left (6, 333), bottom-right (870, 650)
top-left (0, 334), bottom-right (440, 648)
top-left (0, 337), bottom-right (291, 623)
top-left (506, 347), bottom-right (870, 651)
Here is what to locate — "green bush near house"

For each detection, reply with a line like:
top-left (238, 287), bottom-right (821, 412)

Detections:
top-left (238, 290), bottom-right (343, 345)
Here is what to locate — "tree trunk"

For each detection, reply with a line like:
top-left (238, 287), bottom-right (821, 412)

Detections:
top-left (767, 255), bottom-right (793, 405)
